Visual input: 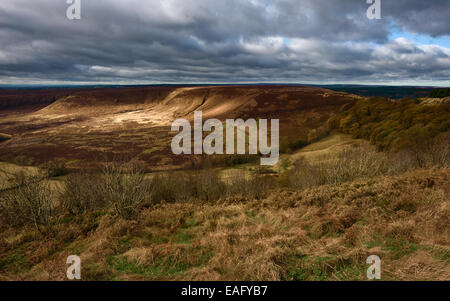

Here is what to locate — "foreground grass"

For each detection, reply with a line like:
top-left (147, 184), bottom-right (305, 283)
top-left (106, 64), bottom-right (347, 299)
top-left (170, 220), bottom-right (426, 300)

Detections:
top-left (0, 168), bottom-right (448, 280)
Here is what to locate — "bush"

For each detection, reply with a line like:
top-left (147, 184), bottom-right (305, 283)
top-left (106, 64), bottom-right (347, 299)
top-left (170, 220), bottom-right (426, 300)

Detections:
top-left (102, 162), bottom-right (150, 219)
top-left (0, 175), bottom-right (57, 233)
top-left (61, 172), bottom-right (106, 215)
top-left (386, 150), bottom-right (419, 173)
top-left (287, 134), bottom-right (450, 191)
top-left (321, 146), bottom-right (389, 185)
top-left (421, 132), bottom-right (449, 168)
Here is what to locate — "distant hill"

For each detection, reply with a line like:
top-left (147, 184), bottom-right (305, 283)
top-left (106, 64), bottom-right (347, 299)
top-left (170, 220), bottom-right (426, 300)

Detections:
top-left (1, 84), bottom-right (447, 108)
top-left (317, 85), bottom-right (437, 99)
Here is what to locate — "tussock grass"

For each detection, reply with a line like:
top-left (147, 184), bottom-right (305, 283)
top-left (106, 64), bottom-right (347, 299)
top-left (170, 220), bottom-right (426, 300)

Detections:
top-left (0, 167), bottom-right (448, 280)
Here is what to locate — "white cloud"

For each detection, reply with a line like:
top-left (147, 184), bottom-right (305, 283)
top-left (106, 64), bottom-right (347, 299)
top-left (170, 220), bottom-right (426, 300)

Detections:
top-left (241, 36), bottom-right (284, 55)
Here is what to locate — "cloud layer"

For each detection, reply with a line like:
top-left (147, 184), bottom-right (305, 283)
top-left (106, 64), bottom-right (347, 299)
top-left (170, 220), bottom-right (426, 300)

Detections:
top-left (0, 0), bottom-right (449, 85)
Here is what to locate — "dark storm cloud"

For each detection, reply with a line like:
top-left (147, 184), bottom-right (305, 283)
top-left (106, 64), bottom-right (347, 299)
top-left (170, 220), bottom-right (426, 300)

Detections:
top-left (382, 0), bottom-right (450, 37)
top-left (0, 0), bottom-right (449, 84)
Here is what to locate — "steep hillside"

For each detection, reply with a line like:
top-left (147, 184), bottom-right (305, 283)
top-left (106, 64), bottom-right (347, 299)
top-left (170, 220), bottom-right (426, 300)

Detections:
top-left (329, 97), bottom-right (450, 151)
top-left (0, 86), bottom-right (360, 168)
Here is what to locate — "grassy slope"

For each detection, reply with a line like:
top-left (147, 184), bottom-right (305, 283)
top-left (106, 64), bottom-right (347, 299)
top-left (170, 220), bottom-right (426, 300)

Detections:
top-left (0, 166), bottom-right (448, 281)
top-left (286, 133), bottom-right (361, 162)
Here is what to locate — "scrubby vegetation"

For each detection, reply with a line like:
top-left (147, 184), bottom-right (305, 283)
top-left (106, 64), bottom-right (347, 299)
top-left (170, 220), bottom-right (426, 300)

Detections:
top-left (0, 172), bottom-right (56, 234)
top-left (0, 163), bottom-right (448, 280)
top-left (329, 97), bottom-right (450, 151)
top-left (286, 135), bottom-right (449, 190)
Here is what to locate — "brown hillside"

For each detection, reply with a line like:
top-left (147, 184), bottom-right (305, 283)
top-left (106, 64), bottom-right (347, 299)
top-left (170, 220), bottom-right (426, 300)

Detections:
top-left (0, 86), bottom-right (360, 168)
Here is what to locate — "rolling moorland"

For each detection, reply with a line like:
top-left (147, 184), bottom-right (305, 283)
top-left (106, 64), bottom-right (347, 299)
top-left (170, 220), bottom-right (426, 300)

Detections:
top-left (0, 85), bottom-right (449, 280)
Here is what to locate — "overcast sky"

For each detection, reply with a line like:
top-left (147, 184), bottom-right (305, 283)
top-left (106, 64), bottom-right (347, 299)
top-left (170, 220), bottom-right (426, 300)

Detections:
top-left (0, 0), bottom-right (449, 86)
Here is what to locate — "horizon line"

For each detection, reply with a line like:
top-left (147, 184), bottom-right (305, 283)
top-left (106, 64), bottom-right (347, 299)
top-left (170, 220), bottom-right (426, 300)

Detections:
top-left (0, 82), bottom-right (449, 89)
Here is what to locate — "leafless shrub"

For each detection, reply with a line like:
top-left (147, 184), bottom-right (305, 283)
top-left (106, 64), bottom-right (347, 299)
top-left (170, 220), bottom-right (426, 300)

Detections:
top-left (151, 168), bottom-right (276, 203)
top-left (61, 172), bottom-right (106, 215)
top-left (102, 161), bottom-right (150, 219)
top-left (0, 174), bottom-right (57, 233)
top-left (288, 146), bottom-right (389, 189)
top-left (288, 135), bottom-right (450, 191)
top-left (321, 146), bottom-right (389, 185)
